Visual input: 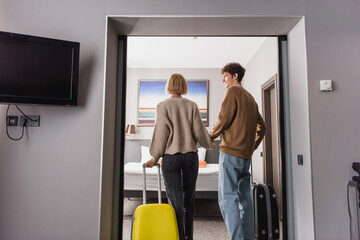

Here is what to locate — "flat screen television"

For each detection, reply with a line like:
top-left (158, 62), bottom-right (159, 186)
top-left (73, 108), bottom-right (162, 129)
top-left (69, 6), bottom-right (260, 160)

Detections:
top-left (0, 31), bottom-right (79, 106)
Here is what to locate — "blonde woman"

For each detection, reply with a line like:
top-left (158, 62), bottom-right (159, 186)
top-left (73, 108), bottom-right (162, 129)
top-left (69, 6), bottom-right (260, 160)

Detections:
top-left (145, 73), bottom-right (213, 240)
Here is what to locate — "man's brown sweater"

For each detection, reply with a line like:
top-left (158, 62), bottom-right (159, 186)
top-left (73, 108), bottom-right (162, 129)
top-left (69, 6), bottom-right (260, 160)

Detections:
top-left (210, 85), bottom-right (266, 160)
top-left (150, 97), bottom-right (213, 162)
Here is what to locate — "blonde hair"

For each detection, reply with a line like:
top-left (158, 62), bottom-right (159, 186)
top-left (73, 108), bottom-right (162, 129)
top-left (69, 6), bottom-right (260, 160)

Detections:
top-left (166, 73), bottom-right (188, 95)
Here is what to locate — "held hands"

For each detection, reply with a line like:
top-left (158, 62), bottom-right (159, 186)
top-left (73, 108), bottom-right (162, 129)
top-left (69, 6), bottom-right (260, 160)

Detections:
top-left (211, 140), bottom-right (216, 150)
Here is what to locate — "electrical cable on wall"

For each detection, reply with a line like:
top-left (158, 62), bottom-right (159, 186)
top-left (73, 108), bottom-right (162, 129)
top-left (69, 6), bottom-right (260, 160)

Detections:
top-left (6, 105), bottom-right (25, 140)
top-left (348, 163), bottom-right (360, 240)
top-left (348, 181), bottom-right (354, 240)
top-left (5, 104), bottom-right (38, 141)
top-left (15, 105), bottom-right (38, 122)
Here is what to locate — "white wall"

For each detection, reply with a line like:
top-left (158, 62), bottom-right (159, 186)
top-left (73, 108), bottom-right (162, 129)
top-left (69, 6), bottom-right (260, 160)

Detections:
top-left (125, 38), bottom-right (278, 144)
top-left (243, 37), bottom-right (278, 183)
top-left (126, 68), bottom-right (224, 139)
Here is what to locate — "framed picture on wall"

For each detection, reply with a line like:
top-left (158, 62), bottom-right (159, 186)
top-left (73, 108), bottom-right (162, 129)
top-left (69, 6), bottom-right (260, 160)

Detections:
top-left (137, 79), bottom-right (209, 127)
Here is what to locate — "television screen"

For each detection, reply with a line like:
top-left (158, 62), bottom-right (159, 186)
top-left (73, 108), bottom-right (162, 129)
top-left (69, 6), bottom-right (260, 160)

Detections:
top-left (0, 31), bottom-right (79, 106)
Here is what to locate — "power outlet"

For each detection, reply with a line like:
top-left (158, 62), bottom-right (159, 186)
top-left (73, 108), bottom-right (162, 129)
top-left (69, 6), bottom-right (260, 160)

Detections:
top-left (6, 116), bottom-right (18, 126)
top-left (297, 154), bottom-right (304, 165)
top-left (19, 115), bottom-right (40, 127)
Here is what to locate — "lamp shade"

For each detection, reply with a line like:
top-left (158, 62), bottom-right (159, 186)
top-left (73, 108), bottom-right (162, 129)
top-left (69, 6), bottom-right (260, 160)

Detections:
top-left (125, 124), bottom-right (136, 135)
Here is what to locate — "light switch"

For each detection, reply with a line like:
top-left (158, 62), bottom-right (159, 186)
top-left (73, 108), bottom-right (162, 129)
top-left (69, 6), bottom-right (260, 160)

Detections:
top-left (320, 80), bottom-right (332, 91)
top-left (297, 155), bottom-right (303, 165)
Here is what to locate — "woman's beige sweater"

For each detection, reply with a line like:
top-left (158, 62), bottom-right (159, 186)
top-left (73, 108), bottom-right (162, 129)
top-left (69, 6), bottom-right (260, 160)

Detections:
top-left (149, 97), bottom-right (213, 162)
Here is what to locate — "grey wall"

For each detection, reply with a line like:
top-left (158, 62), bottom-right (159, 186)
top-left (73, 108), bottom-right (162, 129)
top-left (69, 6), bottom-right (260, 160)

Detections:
top-left (1, 0), bottom-right (358, 239)
top-left (0, 1), bottom-right (107, 240)
top-left (304, 1), bottom-right (360, 239)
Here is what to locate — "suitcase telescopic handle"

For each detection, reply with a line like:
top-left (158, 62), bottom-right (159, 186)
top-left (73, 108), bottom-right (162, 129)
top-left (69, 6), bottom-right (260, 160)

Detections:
top-left (142, 163), bottom-right (162, 205)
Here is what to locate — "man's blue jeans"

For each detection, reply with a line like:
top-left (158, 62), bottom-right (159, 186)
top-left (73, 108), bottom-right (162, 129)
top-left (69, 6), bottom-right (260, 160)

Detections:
top-left (218, 152), bottom-right (253, 240)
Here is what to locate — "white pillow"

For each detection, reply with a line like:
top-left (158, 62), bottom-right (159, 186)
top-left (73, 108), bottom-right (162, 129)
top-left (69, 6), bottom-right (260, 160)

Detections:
top-left (141, 146), bottom-right (205, 163)
top-left (141, 146), bottom-right (152, 163)
top-left (197, 147), bottom-right (207, 161)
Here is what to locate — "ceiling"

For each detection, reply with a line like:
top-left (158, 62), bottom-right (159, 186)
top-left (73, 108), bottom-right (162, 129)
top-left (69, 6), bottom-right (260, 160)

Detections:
top-left (127, 36), bottom-right (268, 68)
top-left (113, 16), bottom-right (302, 68)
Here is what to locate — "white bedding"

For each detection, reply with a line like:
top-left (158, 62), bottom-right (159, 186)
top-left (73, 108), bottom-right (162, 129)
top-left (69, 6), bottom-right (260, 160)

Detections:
top-left (124, 162), bottom-right (219, 192)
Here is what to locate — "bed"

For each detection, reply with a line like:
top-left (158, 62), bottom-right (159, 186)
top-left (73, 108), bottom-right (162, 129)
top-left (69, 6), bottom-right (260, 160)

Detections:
top-left (123, 140), bottom-right (220, 199)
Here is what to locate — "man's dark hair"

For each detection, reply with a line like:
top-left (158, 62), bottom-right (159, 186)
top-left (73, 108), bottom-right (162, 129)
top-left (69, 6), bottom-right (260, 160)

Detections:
top-left (221, 62), bottom-right (246, 83)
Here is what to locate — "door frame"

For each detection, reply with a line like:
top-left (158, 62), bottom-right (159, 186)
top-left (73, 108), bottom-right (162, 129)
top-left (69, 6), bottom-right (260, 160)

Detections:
top-left (262, 73), bottom-right (284, 228)
top-left (101, 16), bottom-right (302, 240)
top-left (116, 36), bottom-right (288, 240)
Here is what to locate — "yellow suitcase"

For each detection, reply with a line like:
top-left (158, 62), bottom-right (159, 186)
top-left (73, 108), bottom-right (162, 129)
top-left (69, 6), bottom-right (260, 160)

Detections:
top-left (131, 164), bottom-right (179, 240)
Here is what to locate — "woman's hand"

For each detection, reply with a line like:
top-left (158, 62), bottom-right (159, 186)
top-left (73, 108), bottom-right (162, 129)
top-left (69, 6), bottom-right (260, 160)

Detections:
top-left (145, 159), bottom-right (156, 168)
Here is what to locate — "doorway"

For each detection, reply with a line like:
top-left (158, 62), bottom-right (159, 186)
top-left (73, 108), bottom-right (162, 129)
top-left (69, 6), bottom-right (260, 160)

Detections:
top-left (122, 36), bottom-right (276, 240)
top-left (101, 16), bottom-right (303, 240)
top-left (122, 36), bottom-right (285, 240)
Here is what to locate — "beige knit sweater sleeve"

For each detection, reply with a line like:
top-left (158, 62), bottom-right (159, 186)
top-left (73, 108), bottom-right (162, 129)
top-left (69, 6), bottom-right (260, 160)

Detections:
top-left (149, 103), bottom-right (170, 162)
top-left (192, 103), bottom-right (213, 150)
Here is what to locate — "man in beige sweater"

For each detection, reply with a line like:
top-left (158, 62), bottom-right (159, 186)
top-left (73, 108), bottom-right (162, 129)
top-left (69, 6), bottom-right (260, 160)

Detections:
top-left (210, 62), bottom-right (266, 240)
